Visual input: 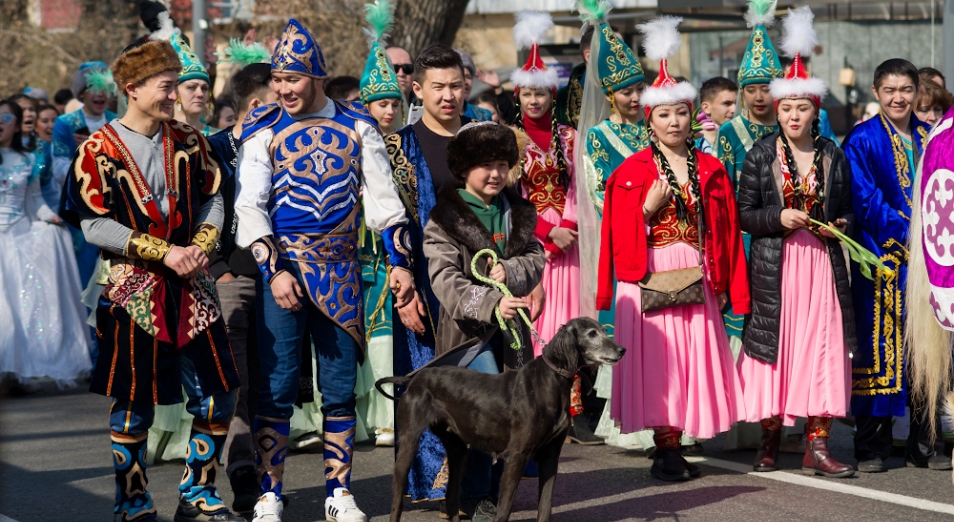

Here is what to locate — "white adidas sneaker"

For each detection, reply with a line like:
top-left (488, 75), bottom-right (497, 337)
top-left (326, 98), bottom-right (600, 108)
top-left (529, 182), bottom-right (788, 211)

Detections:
top-left (251, 492), bottom-right (283, 522)
top-left (324, 488), bottom-right (367, 522)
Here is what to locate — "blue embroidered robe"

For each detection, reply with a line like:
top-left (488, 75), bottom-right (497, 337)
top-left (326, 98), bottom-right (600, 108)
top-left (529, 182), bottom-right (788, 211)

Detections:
top-left (385, 124), bottom-right (448, 501)
top-left (843, 113), bottom-right (930, 417)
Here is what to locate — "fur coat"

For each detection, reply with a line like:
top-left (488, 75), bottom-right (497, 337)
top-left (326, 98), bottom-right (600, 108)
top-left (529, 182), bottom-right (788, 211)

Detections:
top-left (422, 185), bottom-right (546, 371)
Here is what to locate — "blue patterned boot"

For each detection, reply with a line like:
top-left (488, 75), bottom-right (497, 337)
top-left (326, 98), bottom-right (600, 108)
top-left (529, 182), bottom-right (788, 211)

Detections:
top-left (174, 421), bottom-right (244, 522)
top-left (323, 416), bottom-right (367, 521)
top-left (111, 432), bottom-right (157, 522)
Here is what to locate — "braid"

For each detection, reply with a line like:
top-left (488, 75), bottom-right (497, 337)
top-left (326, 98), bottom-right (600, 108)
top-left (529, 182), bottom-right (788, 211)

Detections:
top-left (779, 119), bottom-right (825, 220)
top-left (513, 92), bottom-right (528, 175)
top-left (652, 138), bottom-right (702, 223)
top-left (551, 103), bottom-right (570, 189)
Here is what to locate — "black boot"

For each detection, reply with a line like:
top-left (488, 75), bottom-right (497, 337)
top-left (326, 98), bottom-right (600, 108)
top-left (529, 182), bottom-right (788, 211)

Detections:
top-left (650, 430), bottom-right (690, 482)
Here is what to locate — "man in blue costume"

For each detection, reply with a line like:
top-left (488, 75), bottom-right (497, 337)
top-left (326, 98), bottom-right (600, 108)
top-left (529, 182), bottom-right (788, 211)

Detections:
top-left (386, 44), bottom-right (503, 520)
top-left (844, 59), bottom-right (932, 474)
top-left (233, 19), bottom-right (415, 522)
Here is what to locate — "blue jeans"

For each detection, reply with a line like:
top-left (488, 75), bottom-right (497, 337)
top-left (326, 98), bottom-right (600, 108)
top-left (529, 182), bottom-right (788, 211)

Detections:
top-left (255, 261), bottom-right (358, 420)
top-left (461, 343), bottom-right (498, 501)
top-left (109, 347), bottom-right (238, 435)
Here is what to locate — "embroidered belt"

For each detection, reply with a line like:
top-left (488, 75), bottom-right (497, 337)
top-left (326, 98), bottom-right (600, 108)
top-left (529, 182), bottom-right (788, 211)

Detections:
top-left (279, 231), bottom-right (360, 265)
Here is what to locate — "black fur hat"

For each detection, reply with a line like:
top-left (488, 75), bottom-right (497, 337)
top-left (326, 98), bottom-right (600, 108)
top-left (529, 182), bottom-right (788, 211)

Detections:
top-left (446, 122), bottom-right (520, 180)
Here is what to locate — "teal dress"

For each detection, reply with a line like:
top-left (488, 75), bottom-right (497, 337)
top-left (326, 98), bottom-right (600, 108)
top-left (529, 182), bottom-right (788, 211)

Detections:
top-left (717, 115), bottom-right (778, 350)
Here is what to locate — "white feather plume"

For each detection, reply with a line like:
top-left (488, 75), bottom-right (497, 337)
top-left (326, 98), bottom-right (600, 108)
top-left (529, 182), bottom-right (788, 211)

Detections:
top-left (779, 6), bottom-right (818, 59)
top-left (744, 0), bottom-right (778, 28)
top-left (637, 16), bottom-right (684, 63)
top-left (513, 11), bottom-right (554, 50)
top-left (149, 11), bottom-right (180, 42)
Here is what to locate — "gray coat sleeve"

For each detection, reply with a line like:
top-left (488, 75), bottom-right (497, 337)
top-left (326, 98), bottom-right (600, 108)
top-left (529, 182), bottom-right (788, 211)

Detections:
top-left (423, 220), bottom-right (504, 326)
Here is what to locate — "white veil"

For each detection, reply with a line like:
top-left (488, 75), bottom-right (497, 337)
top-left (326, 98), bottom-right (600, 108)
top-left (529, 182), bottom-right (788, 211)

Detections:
top-left (574, 22), bottom-right (614, 320)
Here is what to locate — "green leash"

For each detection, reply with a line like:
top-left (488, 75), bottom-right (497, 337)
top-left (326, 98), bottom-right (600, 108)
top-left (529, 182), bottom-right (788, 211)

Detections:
top-left (470, 249), bottom-right (546, 352)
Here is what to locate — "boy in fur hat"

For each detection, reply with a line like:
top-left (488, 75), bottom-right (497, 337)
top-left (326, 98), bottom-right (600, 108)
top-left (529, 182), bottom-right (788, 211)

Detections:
top-left (423, 121), bottom-right (546, 519)
top-left (60, 39), bottom-right (243, 522)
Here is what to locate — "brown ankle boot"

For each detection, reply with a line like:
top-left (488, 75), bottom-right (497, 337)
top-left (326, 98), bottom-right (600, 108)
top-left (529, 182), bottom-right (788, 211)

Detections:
top-left (801, 417), bottom-right (854, 478)
top-left (754, 417), bottom-right (782, 472)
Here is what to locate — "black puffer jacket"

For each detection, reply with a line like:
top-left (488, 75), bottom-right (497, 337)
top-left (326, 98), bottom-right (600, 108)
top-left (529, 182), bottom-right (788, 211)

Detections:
top-left (738, 134), bottom-right (858, 364)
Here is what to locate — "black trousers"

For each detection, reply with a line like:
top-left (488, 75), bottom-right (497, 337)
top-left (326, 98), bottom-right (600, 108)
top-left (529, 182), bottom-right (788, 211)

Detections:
top-left (854, 415), bottom-right (893, 461)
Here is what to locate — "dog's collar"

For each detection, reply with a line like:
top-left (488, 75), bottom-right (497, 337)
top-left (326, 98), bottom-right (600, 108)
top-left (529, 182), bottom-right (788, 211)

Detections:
top-left (542, 354), bottom-right (575, 380)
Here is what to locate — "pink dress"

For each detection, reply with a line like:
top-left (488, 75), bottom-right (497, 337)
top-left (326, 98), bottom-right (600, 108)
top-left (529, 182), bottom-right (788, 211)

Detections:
top-left (611, 181), bottom-right (746, 439)
top-left (521, 125), bottom-right (581, 357)
top-left (738, 142), bottom-right (850, 425)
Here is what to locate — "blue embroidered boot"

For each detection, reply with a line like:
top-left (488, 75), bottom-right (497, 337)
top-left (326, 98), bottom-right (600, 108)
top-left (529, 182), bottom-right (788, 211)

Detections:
top-left (174, 421), bottom-right (244, 522)
top-left (111, 432), bottom-right (157, 522)
top-left (323, 416), bottom-right (367, 521)
top-left (251, 416), bottom-right (289, 522)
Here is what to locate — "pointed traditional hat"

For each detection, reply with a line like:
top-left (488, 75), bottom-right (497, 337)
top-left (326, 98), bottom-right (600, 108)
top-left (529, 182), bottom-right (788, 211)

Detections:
top-left (738, 0), bottom-right (784, 87)
top-left (169, 33), bottom-right (211, 84)
top-left (576, 0), bottom-right (645, 95)
top-left (360, 0), bottom-right (403, 104)
top-left (272, 19), bottom-right (328, 78)
top-left (147, 11), bottom-right (209, 85)
top-left (638, 16), bottom-right (697, 120)
top-left (510, 11), bottom-right (559, 91)
top-left (770, 6), bottom-right (827, 109)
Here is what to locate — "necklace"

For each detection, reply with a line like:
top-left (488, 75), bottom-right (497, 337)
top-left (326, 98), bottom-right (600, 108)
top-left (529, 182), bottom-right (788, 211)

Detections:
top-left (227, 130), bottom-right (238, 169)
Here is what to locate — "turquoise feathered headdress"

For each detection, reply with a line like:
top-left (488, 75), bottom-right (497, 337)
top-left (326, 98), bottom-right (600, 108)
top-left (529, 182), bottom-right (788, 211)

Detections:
top-left (737, 0), bottom-right (784, 87)
top-left (218, 38), bottom-right (271, 69)
top-left (169, 33), bottom-right (210, 85)
top-left (359, 0), bottom-right (403, 104)
top-left (576, 0), bottom-right (645, 94)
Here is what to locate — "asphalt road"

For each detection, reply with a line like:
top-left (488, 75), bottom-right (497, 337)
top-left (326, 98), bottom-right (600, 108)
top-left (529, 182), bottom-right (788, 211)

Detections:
top-left (2, 386), bottom-right (953, 521)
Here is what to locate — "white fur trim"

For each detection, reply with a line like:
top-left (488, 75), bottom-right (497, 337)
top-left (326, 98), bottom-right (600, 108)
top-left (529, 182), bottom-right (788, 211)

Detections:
top-left (779, 6), bottom-right (818, 58)
top-left (641, 82), bottom-right (698, 109)
top-left (770, 77), bottom-right (828, 102)
top-left (510, 68), bottom-right (560, 90)
top-left (637, 16), bottom-right (684, 62)
top-left (744, 0), bottom-right (778, 28)
top-left (513, 11), bottom-right (554, 50)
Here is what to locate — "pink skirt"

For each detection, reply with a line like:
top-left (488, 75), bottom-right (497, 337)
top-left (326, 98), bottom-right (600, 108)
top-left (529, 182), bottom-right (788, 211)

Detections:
top-left (532, 207), bottom-right (580, 357)
top-left (738, 229), bottom-right (850, 426)
top-left (611, 242), bottom-right (746, 439)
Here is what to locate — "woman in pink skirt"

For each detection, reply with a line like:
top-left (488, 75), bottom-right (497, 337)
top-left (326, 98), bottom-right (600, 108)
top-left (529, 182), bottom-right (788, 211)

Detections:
top-left (597, 17), bottom-right (751, 481)
top-left (736, 7), bottom-right (856, 478)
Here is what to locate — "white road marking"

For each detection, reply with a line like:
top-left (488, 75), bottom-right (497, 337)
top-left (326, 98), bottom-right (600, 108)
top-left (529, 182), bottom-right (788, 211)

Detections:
top-left (0, 515), bottom-right (21, 522)
top-left (688, 455), bottom-right (954, 515)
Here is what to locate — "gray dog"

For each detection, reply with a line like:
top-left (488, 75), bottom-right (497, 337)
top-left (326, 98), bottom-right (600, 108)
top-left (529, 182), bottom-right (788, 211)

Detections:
top-left (376, 317), bottom-right (625, 521)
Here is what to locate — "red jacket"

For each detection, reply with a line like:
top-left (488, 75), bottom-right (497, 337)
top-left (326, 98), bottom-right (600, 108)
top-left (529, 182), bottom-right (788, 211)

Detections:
top-left (596, 148), bottom-right (751, 314)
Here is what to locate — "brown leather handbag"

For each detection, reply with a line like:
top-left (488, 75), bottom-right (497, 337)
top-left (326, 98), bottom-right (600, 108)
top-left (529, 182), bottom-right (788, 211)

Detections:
top-left (638, 212), bottom-right (707, 313)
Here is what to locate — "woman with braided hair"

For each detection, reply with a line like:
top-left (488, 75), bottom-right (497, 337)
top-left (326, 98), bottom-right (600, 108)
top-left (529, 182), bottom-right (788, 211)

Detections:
top-left (736, 7), bottom-right (856, 478)
top-left (597, 17), bottom-right (750, 482)
top-left (509, 12), bottom-right (581, 352)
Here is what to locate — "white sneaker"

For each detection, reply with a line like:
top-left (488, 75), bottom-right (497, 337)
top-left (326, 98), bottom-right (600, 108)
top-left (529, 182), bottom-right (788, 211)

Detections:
top-left (324, 488), bottom-right (367, 522)
top-left (375, 429), bottom-right (395, 447)
top-left (252, 492), bottom-right (283, 522)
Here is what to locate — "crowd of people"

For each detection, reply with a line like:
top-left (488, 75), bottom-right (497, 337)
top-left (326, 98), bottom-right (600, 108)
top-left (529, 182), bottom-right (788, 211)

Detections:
top-left (2, 0), bottom-right (954, 521)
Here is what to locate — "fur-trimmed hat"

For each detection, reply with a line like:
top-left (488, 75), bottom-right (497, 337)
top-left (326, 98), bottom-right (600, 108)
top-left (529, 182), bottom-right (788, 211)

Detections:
top-left (112, 40), bottom-right (182, 96)
top-left (447, 121), bottom-right (520, 180)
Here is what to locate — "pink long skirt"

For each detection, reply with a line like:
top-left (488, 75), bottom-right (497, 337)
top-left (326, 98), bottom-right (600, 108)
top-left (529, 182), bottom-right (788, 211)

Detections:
top-left (532, 207), bottom-right (581, 357)
top-left (611, 242), bottom-right (746, 439)
top-left (738, 229), bottom-right (850, 426)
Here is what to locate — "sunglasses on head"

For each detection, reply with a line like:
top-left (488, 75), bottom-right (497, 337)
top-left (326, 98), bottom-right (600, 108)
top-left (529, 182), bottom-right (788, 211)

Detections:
top-left (392, 63), bottom-right (414, 75)
top-left (0, 113), bottom-right (15, 125)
